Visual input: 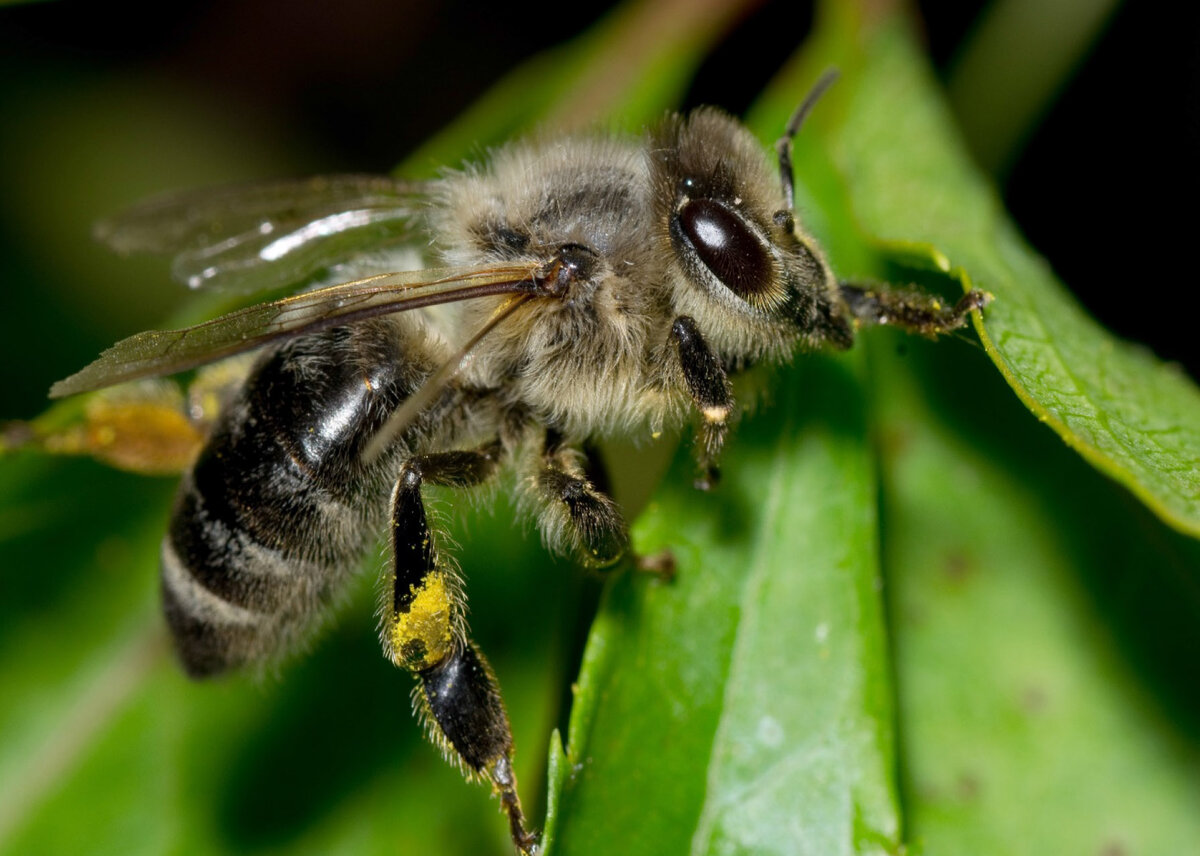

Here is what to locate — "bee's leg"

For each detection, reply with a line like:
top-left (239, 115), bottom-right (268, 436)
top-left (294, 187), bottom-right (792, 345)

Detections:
top-left (384, 444), bottom-right (538, 855)
top-left (535, 433), bottom-right (629, 569)
top-left (670, 315), bottom-right (732, 491)
top-left (839, 283), bottom-right (992, 338)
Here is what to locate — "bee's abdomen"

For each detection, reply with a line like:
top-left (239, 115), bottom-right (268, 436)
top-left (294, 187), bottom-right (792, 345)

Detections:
top-left (161, 321), bottom-right (436, 677)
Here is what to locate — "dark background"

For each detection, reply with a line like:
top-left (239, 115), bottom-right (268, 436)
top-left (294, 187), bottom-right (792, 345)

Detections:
top-left (1, 0), bottom-right (1197, 421)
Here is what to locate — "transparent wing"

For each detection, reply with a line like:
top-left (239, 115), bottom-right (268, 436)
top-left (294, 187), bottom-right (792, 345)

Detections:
top-left (94, 175), bottom-right (430, 293)
top-left (50, 262), bottom-right (545, 399)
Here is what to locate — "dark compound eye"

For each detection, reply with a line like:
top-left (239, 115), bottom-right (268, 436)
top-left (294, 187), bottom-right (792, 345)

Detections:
top-left (677, 198), bottom-right (772, 300)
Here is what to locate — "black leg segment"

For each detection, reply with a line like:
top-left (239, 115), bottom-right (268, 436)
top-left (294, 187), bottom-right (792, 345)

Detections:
top-left (671, 315), bottom-right (733, 490)
top-left (839, 282), bottom-right (991, 338)
top-left (419, 641), bottom-right (512, 772)
top-left (537, 461), bottom-right (629, 568)
top-left (391, 444), bottom-right (500, 616)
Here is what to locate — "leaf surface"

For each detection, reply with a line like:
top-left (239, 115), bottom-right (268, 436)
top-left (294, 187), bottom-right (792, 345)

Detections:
top-left (823, 13), bottom-right (1200, 537)
top-left (869, 328), bottom-right (1200, 854)
top-left (547, 351), bottom-right (902, 856)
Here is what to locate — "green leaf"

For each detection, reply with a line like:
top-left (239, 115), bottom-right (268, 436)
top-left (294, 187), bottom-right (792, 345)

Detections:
top-left (816, 12), bottom-right (1200, 538)
top-left (869, 328), bottom-right (1200, 853)
top-left (547, 352), bottom-right (902, 856)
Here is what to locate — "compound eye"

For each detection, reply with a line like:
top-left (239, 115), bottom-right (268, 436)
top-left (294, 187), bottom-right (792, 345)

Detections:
top-left (678, 198), bottom-right (772, 301)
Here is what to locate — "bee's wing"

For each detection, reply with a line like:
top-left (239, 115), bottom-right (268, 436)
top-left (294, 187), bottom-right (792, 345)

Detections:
top-left (49, 262), bottom-right (544, 399)
top-left (95, 175), bottom-right (429, 294)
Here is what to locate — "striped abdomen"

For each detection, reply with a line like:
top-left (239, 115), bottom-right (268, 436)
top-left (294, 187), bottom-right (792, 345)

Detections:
top-left (161, 319), bottom-right (436, 677)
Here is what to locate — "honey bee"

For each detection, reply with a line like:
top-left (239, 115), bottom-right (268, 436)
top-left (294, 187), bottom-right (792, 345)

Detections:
top-left (49, 73), bottom-right (987, 853)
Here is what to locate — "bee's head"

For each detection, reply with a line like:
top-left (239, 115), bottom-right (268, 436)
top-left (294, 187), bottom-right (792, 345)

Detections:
top-left (650, 85), bottom-right (851, 366)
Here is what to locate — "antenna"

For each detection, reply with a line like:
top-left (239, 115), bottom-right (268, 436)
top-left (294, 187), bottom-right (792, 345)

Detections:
top-left (775, 69), bottom-right (840, 212)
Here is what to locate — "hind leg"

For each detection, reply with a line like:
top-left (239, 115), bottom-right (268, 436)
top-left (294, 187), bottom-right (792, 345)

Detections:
top-left (382, 443), bottom-right (538, 853)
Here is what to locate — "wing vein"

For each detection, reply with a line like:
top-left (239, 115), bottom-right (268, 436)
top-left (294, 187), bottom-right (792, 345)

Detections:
top-left (49, 263), bottom-right (547, 399)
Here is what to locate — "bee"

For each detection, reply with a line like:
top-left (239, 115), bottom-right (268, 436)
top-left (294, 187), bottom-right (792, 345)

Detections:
top-left (49, 72), bottom-right (988, 853)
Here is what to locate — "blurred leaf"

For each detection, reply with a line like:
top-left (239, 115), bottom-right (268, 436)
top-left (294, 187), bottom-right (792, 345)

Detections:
top-left (817, 11), bottom-right (1200, 538)
top-left (946, 0), bottom-right (1120, 176)
top-left (399, 0), bottom-right (758, 175)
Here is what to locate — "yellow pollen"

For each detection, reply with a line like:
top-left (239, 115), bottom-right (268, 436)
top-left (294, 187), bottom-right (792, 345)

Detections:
top-left (702, 405), bottom-right (729, 423)
top-left (391, 571), bottom-right (454, 670)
